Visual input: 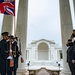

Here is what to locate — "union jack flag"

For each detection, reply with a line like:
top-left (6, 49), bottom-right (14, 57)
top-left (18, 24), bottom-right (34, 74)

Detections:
top-left (0, 0), bottom-right (15, 16)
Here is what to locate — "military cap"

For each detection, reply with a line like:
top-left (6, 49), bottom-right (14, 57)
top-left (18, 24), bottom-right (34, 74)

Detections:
top-left (67, 39), bottom-right (72, 43)
top-left (14, 37), bottom-right (18, 40)
top-left (68, 39), bottom-right (72, 41)
top-left (1, 32), bottom-right (9, 36)
top-left (73, 29), bottom-right (75, 31)
top-left (72, 30), bottom-right (75, 37)
top-left (9, 35), bottom-right (14, 39)
top-left (66, 39), bottom-right (72, 46)
top-left (66, 39), bottom-right (72, 45)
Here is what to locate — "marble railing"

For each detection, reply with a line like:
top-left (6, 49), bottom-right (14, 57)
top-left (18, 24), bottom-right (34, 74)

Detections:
top-left (26, 60), bottom-right (63, 67)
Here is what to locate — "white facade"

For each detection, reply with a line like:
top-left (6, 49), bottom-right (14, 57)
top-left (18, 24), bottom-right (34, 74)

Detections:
top-left (26, 39), bottom-right (62, 69)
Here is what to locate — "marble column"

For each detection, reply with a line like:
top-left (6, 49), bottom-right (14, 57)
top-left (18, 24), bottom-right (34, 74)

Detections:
top-left (73, 0), bottom-right (75, 14)
top-left (59, 0), bottom-right (73, 75)
top-left (1, 15), bottom-right (13, 35)
top-left (16, 0), bottom-right (28, 70)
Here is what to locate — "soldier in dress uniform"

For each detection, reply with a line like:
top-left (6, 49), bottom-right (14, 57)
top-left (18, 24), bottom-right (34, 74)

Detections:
top-left (7, 35), bottom-right (14, 75)
top-left (6, 35), bottom-right (20, 75)
top-left (71, 32), bottom-right (75, 75)
top-left (0, 32), bottom-right (9, 75)
top-left (66, 30), bottom-right (75, 75)
top-left (66, 39), bottom-right (74, 75)
top-left (8, 36), bottom-right (20, 75)
top-left (12, 37), bottom-right (20, 75)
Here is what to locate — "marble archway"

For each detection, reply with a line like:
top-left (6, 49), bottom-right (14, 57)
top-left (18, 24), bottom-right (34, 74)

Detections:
top-left (38, 42), bottom-right (49, 60)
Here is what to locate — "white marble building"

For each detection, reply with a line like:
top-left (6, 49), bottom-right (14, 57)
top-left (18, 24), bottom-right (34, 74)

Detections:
top-left (26, 39), bottom-right (62, 69)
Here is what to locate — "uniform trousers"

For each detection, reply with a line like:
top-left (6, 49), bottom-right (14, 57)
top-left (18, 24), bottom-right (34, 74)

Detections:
top-left (68, 62), bottom-right (75, 75)
top-left (7, 71), bottom-right (12, 75)
top-left (14, 68), bottom-right (17, 75)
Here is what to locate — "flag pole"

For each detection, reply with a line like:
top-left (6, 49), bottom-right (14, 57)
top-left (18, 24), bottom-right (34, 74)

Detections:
top-left (14, 16), bottom-right (16, 37)
top-left (12, 0), bottom-right (16, 75)
top-left (14, 0), bottom-right (16, 37)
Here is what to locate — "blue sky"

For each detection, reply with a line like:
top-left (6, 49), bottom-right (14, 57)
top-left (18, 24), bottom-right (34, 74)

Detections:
top-left (0, 0), bottom-right (74, 45)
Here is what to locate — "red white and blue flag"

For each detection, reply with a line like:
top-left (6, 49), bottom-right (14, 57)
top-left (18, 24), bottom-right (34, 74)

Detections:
top-left (0, 0), bottom-right (15, 16)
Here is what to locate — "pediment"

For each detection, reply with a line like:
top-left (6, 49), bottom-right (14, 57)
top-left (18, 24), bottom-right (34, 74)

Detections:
top-left (31, 39), bottom-right (55, 44)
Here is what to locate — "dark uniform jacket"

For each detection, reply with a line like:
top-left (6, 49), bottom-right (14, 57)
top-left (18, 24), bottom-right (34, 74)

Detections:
top-left (7, 41), bottom-right (20, 71)
top-left (6, 40), bottom-right (14, 71)
top-left (67, 42), bottom-right (75, 63)
top-left (0, 39), bottom-right (9, 73)
top-left (66, 41), bottom-right (75, 75)
top-left (12, 41), bottom-right (20, 70)
top-left (67, 46), bottom-right (73, 62)
top-left (72, 41), bottom-right (75, 60)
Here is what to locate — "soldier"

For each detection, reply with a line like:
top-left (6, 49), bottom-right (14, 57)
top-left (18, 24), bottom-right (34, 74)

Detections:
top-left (0, 32), bottom-right (9, 75)
top-left (6, 35), bottom-right (20, 75)
top-left (12, 37), bottom-right (20, 75)
top-left (66, 34), bottom-right (75, 75)
top-left (71, 33), bottom-right (75, 75)
top-left (66, 39), bottom-right (74, 75)
top-left (8, 35), bottom-right (22, 75)
top-left (7, 35), bottom-right (14, 75)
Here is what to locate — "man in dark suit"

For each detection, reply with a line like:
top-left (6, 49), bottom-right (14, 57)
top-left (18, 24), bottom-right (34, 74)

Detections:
top-left (71, 35), bottom-right (75, 75)
top-left (66, 38), bottom-right (75, 75)
top-left (0, 32), bottom-right (9, 75)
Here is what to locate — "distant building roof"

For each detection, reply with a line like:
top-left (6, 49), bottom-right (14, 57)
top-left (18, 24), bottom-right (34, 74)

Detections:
top-left (31, 39), bottom-right (55, 44)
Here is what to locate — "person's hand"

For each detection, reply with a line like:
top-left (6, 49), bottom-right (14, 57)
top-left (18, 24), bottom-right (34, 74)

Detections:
top-left (72, 60), bottom-right (75, 63)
